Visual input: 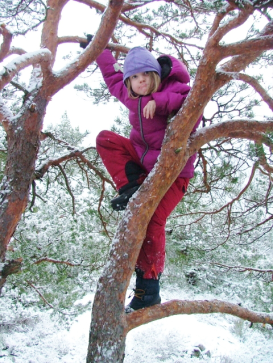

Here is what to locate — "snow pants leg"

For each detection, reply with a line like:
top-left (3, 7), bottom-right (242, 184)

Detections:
top-left (136, 177), bottom-right (189, 279)
top-left (96, 129), bottom-right (189, 280)
top-left (96, 130), bottom-right (147, 192)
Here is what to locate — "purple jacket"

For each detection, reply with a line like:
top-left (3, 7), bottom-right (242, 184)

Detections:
top-left (96, 49), bottom-right (201, 178)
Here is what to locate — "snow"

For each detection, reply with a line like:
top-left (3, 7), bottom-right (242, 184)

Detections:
top-left (0, 49), bottom-right (51, 77)
top-left (1, 286), bottom-right (273, 362)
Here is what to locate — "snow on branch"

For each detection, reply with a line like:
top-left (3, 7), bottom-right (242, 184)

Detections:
top-left (126, 299), bottom-right (273, 332)
top-left (0, 49), bottom-right (52, 91)
top-left (188, 119), bottom-right (273, 157)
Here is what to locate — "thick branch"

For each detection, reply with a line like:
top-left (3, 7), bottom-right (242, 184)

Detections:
top-left (210, 2), bottom-right (253, 45)
top-left (0, 49), bottom-right (51, 91)
top-left (215, 70), bottom-right (273, 112)
top-left (126, 299), bottom-right (273, 332)
top-left (215, 20), bottom-right (273, 81)
top-left (0, 25), bottom-right (13, 62)
top-left (219, 35), bottom-right (273, 60)
top-left (45, 0), bottom-right (125, 96)
top-left (208, 4), bottom-right (235, 38)
top-left (188, 120), bottom-right (273, 156)
top-left (40, 0), bottom-right (68, 66)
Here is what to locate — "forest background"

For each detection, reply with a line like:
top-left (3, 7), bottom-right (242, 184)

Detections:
top-left (0, 0), bottom-right (273, 362)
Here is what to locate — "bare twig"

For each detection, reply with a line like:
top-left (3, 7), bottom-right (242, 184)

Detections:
top-left (26, 280), bottom-right (54, 309)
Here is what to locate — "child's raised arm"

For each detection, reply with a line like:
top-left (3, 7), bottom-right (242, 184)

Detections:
top-left (96, 49), bottom-right (128, 105)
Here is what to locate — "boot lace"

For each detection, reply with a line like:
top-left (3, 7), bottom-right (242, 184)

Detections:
top-left (129, 288), bottom-right (145, 300)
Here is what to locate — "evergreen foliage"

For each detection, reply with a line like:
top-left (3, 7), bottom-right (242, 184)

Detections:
top-left (0, 2), bottom-right (272, 358)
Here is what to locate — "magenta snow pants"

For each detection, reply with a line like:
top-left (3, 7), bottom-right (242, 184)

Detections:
top-left (96, 130), bottom-right (189, 279)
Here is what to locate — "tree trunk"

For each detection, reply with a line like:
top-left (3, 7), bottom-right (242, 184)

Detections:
top-left (0, 92), bottom-right (47, 292)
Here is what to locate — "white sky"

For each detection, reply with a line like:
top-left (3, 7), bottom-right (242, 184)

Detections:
top-left (2, 2), bottom-right (272, 146)
top-left (7, 1), bottom-right (121, 146)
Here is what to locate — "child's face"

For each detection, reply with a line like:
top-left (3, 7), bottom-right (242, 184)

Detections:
top-left (129, 72), bottom-right (152, 96)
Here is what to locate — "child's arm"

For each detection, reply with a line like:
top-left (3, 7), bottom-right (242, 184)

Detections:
top-left (96, 49), bottom-right (128, 105)
top-left (151, 86), bottom-right (190, 116)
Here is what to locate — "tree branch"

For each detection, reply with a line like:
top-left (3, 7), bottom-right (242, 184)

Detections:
top-left (77, 153), bottom-right (116, 189)
top-left (126, 299), bottom-right (273, 332)
top-left (219, 34), bottom-right (273, 61)
top-left (0, 24), bottom-right (13, 62)
top-left (211, 2), bottom-right (254, 45)
top-left (7, 47), bottom-right (27, 57)
top-left (188, 120), bottom-right (273, 157)
top-left (75, 0), bottom-right (204, 50)
top-left (34, 147), bottom-right (116, 190)
top-left (0, 49), bottom-right (51, 90)
top-left (57, 164), bottom-right (76, 215)
top-left (97, 180), bottom-right (111, 239)
top-left (34, 257), bottom-right (83, 267)
top-left (238, 73), bottom-right (273, 112)
top-left (40, 0), bottom-right (68, 67)
top-left (208, 3), bottom-right (235, 38)
top-left (33, 257), bottom-right (104, 270)
top-left (26, 280), bottom-right (54, 309)
top-left (210, 262), bottom-right (273, 274)
top-left (46, 0), bottom-right (125, 96)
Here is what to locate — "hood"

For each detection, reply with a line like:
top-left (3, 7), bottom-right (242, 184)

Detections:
top-left (157, 55), bottom-right (190, 84)
top-left (123, 47), bottom-right (162, 83)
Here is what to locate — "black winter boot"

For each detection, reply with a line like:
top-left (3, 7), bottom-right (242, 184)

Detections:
top-left (125, 271), bottom-right (161, 313)
top-left (111, 185), bottom-right (139, 211)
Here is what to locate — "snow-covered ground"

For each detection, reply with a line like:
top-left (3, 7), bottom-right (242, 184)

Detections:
top-left (0, 291), bottom-right (273, 363)
top-left (1, 287), bottom-right (273, 363)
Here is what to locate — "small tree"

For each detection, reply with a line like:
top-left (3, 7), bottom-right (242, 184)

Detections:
top-left (0, 1), bottom-right (273, 362)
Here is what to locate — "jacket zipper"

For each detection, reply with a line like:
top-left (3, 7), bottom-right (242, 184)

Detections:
top-left (138, 97), bottom-right (149, 164)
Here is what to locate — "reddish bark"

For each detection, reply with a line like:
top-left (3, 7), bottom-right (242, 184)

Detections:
top-left (0, 25), bottom-right (13, 62)
top-left (126, 300), bottom-right (273, 332)
top-left (0, 2), bottom-right (273, 362)
top-left (0, 0), bottom-right (125, 293)
top-left (86, 5), bottom-right (273, 362)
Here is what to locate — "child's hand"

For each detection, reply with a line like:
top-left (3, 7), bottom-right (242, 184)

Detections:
top-left (143, 100), bottom-right (156, 119)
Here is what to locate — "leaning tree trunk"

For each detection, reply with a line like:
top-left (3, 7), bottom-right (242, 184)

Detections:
top-left (86, 7), bottom-right (273, 361)
top-left (0, 92), bottom-right (47, 292)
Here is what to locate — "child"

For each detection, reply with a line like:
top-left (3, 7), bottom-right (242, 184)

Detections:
top-left (93, 46), bottom-right (201, 312)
